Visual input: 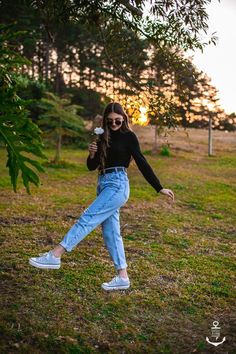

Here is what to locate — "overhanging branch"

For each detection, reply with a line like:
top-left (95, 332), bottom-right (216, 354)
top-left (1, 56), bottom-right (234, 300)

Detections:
top-left (115, 0), bottom-right (143, 17)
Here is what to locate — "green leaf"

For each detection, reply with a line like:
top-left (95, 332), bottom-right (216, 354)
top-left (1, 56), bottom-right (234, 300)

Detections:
top-left (0, 24), bottom-right (47, 194)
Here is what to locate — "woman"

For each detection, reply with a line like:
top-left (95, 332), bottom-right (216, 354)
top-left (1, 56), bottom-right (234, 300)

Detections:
top-left (29, 102), bottom-right (174, 291)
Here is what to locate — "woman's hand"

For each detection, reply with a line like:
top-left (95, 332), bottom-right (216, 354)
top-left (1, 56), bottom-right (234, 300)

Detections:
top-left (160, 188), bottom-right (175, 201)
top-left (88, 141), bottom-right (98, 159)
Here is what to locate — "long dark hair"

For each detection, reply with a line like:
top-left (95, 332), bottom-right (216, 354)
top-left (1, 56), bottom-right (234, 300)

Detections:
top-left (98, 102), bottom-right (133, 173)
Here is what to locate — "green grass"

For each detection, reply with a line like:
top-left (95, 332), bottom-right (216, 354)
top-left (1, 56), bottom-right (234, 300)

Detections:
top-left (0, 147), bottom-right (235, 353)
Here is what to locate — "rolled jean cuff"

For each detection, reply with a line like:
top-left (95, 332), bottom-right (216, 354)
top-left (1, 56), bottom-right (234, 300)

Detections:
top-left (115, 263), bottom-right (128, 271)
top-left (59, 241), bottom-right (72, 252)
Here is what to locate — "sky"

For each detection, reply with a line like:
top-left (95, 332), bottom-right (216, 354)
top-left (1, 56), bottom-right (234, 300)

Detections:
top-left (143, 0), bottom-right (236, 114)
top-left (190, 0), bottom-right (236, 114)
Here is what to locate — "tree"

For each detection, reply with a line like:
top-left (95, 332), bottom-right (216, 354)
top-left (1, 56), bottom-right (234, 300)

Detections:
top-left (36, 92), bottom-right (86, 163)
top-left (147, 92), bottom-right (178, 153)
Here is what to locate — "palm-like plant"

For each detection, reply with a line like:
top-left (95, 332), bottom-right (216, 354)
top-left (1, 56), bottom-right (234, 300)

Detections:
top-left (0, 24), bottom-right (47, 194)
top-left (37, 92), bottom-right (86, 163)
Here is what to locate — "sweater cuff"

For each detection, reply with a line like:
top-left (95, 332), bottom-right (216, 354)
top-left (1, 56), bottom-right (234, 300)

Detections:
top-left (156, 185), bottom-right (164, 193)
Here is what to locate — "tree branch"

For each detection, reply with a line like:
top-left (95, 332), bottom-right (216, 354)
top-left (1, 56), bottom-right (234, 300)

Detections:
top-left (115, 0), bottom-right (143, 17)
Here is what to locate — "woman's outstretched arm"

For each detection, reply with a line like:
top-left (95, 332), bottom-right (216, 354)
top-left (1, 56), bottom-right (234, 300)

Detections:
top-left (128, 131), bottom-right (164, 193)
top-left (128, 131), bottom-right (175, 200)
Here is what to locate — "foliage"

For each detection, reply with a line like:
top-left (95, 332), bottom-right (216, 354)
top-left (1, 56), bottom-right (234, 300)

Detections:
top-left (0, 24), bottom-right (47, 194)
top-left (160, 144), bottom-right (171, 157)
top-left (148, 91), bottom-right (178, 130)
top-left (1, 1), bottom-right (231, 133)
top-left (28, 0), bottom-right (216, 50)
top-left (67, 87), bottom-right (104, 119)
top-left (18, 77), bottom-right (48, 100)
top-left (36, 92), bottom-right (87, 162)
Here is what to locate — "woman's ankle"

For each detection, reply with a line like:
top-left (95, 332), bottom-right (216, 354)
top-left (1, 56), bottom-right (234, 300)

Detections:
top-left (52, 245), bottom-right (65, 258)
top-left (118, 268), bottom-right (128, 279)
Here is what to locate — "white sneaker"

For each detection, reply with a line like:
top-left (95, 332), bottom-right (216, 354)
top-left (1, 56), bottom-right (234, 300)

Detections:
top-left (101, 275), bottom-right (130, 291)
top-left (29, 251), bottom-right (61, 269)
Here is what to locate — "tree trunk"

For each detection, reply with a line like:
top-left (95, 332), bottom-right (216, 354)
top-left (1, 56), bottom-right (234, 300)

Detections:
top-left (45, 40), bottom-right (50, 84)
top-left (208, 114), bottom-right (213, 156)
top-left (54, 120), bottom-right (62, 163)
top-left (32, 60), bottom-right (35, 79)
top-left (152, 125), bottom-right (158, 153)
top-left (55, 50), bottom-right (60, 95)
top-left (37, 41), bottom-right (43, 78)
top-left (68, 72), bottom-right (72, 88)
top-left (89, 67), bottom-right (92, 89)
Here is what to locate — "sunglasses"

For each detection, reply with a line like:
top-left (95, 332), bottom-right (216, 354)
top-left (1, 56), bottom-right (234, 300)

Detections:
top-left (107, 119), bottom-right (123, 126)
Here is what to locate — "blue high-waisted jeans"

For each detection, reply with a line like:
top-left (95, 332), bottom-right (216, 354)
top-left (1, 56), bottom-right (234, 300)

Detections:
top-left (59, 167), bottom-right (130, 270)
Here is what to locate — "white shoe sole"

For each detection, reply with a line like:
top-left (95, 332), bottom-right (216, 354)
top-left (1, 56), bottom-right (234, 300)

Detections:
top-left (101, 284), bottom-right (130, 291)
top-left (29, 259), bottom-right (61, 269)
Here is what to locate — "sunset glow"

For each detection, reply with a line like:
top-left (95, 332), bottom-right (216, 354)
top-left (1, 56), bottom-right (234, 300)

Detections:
top-left (137, 106), bottom-right (149, 126)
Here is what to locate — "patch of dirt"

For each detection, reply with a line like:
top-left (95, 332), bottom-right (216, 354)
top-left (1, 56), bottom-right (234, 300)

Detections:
top-left (0, 216), bottom-right (39, 226)
top-left (0, 211), bottom-right (85, 226)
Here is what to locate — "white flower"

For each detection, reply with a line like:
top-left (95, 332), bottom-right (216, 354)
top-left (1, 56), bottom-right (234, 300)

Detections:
top-left (94, 127), bottom-right (104, 135)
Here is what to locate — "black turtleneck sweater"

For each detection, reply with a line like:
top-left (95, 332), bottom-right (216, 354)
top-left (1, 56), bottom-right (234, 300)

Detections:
top-left (86, 128), bottom-right (163, 193)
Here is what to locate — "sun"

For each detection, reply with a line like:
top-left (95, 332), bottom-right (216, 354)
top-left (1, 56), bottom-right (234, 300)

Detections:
top-left (138, 106), bottom-right (149, 126)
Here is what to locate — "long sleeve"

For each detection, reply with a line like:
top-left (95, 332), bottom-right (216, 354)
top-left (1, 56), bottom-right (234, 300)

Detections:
top-left (86, 141), bottom-right (101, 171)
top-left (87, 154), bottom-right (99, 171)
top-left (129, 132), bottom-right (164, 193)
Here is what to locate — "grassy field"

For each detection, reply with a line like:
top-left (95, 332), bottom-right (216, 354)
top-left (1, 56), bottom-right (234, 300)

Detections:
top-left (0, 127), bottom-right (235, 353)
